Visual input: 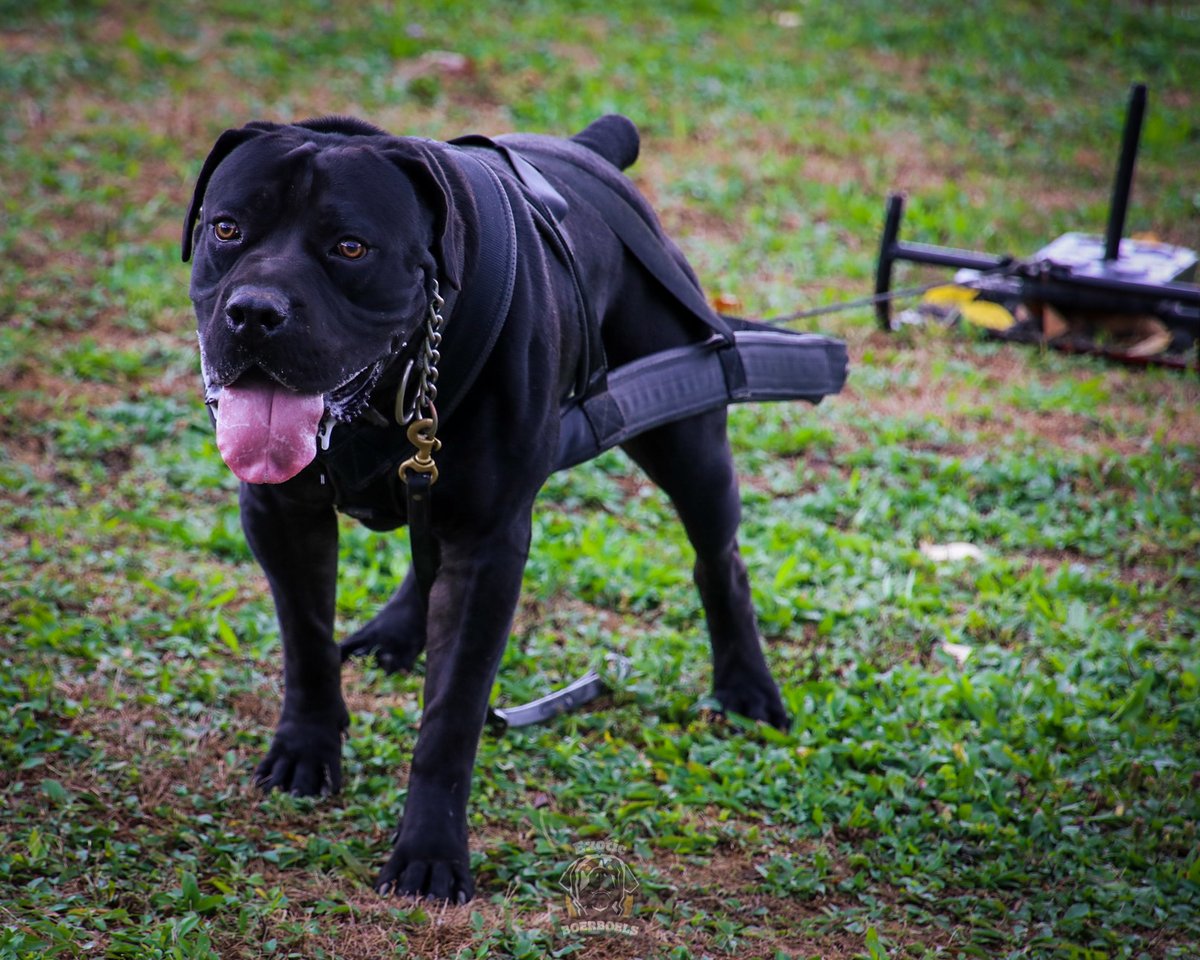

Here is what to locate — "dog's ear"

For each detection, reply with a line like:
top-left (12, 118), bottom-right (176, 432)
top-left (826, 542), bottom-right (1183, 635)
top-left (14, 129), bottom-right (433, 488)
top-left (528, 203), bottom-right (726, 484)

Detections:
top-left (182, 122), bottom-right (280, 263)
top-left (381, 141), bottom-right (463, 291)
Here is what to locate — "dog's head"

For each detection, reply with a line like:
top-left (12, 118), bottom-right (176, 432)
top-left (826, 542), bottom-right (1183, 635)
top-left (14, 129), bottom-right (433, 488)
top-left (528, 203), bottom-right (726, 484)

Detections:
top-left (183, 117), bottom-right (462, 484)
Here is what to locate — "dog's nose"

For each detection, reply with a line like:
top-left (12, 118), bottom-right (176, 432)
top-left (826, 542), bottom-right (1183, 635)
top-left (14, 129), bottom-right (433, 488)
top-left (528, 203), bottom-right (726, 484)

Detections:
top-left (224, 288), bottom-right (290, 338)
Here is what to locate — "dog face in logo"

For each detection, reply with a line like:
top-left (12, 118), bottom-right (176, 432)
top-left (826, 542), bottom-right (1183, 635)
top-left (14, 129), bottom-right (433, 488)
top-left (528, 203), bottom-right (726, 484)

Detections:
top-left (560, 852), bottom-right (640, 921)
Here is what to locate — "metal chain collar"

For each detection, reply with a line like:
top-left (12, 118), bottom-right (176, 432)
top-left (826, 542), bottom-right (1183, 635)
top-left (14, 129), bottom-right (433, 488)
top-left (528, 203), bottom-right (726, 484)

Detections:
top-left (397, 281), bottom-right (445, 485)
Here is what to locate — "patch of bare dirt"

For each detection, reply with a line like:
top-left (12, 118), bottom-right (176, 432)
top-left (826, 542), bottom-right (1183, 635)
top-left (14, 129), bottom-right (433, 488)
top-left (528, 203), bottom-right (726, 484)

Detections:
top-left (842, 334), bottom-right (1200, 457)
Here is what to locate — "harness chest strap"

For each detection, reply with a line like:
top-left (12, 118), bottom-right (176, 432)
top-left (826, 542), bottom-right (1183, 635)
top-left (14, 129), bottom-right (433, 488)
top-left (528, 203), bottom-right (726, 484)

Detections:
top-left (426, 151), bottom-right (519, 424)
top-left (398, 150), bottom-right (518, 595)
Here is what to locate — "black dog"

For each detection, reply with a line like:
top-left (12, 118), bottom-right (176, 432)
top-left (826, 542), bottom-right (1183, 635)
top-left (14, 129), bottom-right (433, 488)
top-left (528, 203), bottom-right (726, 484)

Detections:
top-left (184, 115), bottom-right (810, 903)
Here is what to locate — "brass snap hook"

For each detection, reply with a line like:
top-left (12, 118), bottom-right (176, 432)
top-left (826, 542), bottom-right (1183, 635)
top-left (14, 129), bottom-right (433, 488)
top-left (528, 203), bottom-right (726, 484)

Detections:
top-left (398, 414), bottom-right (441, 485)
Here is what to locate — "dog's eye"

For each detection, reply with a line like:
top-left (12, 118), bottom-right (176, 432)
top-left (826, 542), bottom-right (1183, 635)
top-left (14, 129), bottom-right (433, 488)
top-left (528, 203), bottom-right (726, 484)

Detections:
top-left (213, 220), bottom-right (241, 242)
top-left (335, 238), bottom-right (368, 260)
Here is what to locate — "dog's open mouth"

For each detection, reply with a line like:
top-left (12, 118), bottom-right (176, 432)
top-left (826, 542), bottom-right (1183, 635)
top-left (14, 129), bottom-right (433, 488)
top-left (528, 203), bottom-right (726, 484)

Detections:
top-left (203, 347), bottom-right (397, 485)
top-left (213, 369), bottom-right (326, 485)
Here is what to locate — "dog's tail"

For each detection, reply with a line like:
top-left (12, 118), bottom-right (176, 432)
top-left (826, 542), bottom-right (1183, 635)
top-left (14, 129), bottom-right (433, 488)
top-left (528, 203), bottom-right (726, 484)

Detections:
top-left (571, 114), bottom-right (640, 171)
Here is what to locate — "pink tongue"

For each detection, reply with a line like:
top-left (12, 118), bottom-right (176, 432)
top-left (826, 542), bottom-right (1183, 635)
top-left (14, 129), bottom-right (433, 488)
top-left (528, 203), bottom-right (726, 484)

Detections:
top-left (215, 378), bottom-right (325, 484)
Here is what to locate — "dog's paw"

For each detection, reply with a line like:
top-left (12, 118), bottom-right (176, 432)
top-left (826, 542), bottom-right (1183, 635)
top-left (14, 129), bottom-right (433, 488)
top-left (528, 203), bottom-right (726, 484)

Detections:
top-left (253, 718), bottom-right (344, 797)
top-left (713, 677), bottom-right (791, 731)
top-left (375, 844), bottom-right (474, 903)
top-left (340, 622), bottom-right (423, 674)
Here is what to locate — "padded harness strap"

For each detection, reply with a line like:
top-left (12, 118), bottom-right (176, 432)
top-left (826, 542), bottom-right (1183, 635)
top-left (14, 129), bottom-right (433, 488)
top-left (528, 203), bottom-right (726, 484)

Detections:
top-left (555, 330), bottom-right (848, 471)
top-left (451, 135), bottom-right (602, 400)
top-left (432, 149), bottom-right (519, 422)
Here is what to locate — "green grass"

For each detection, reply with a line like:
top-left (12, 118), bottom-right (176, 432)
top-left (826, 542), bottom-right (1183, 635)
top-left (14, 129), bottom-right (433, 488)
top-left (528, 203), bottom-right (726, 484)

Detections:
top-left (2, 1), bottom-right (1199, 958)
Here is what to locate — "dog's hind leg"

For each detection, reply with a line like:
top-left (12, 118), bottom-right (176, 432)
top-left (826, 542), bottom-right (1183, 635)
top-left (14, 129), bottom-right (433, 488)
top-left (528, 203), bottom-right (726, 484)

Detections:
top-left (340, 568), bottom-right (427, 673)
top-left (621, 409), bottom-right (789, 729)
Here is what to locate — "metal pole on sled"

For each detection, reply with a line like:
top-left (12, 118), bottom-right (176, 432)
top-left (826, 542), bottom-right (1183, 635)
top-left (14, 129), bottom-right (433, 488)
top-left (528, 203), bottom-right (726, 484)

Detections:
top-left (1104, 82), bottom-right (1147, 263)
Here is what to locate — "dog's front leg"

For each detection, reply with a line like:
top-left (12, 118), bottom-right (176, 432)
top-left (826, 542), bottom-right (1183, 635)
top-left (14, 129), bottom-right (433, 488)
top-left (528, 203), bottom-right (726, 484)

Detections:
top-left (375, 518), bottom-right (530, 903)
top-left (239, 476), bottom-right (349, 796)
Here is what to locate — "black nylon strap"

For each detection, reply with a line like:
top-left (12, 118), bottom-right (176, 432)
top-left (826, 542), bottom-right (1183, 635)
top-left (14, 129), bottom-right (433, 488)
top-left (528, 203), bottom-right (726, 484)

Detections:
top-left (451, 136), bottom-right (602, 400)
top-left (450, 134), bottom-right (569, 221)
top-left (432, 150), bottom-right (519, 423)
top-left (512, 146), bottom-right (735, 345)
top-left (403, 471), bottom-right (440, 595)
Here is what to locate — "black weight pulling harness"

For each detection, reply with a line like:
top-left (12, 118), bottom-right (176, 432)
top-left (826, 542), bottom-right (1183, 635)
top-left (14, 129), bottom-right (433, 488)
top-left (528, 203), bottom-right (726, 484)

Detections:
top-left (315, 139), bottom-right (849, 595)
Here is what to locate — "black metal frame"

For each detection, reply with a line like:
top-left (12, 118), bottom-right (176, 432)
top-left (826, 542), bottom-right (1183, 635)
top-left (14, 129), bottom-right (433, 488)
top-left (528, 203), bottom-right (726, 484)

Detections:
top-left (874, 83), bottom-right (1200, 338)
